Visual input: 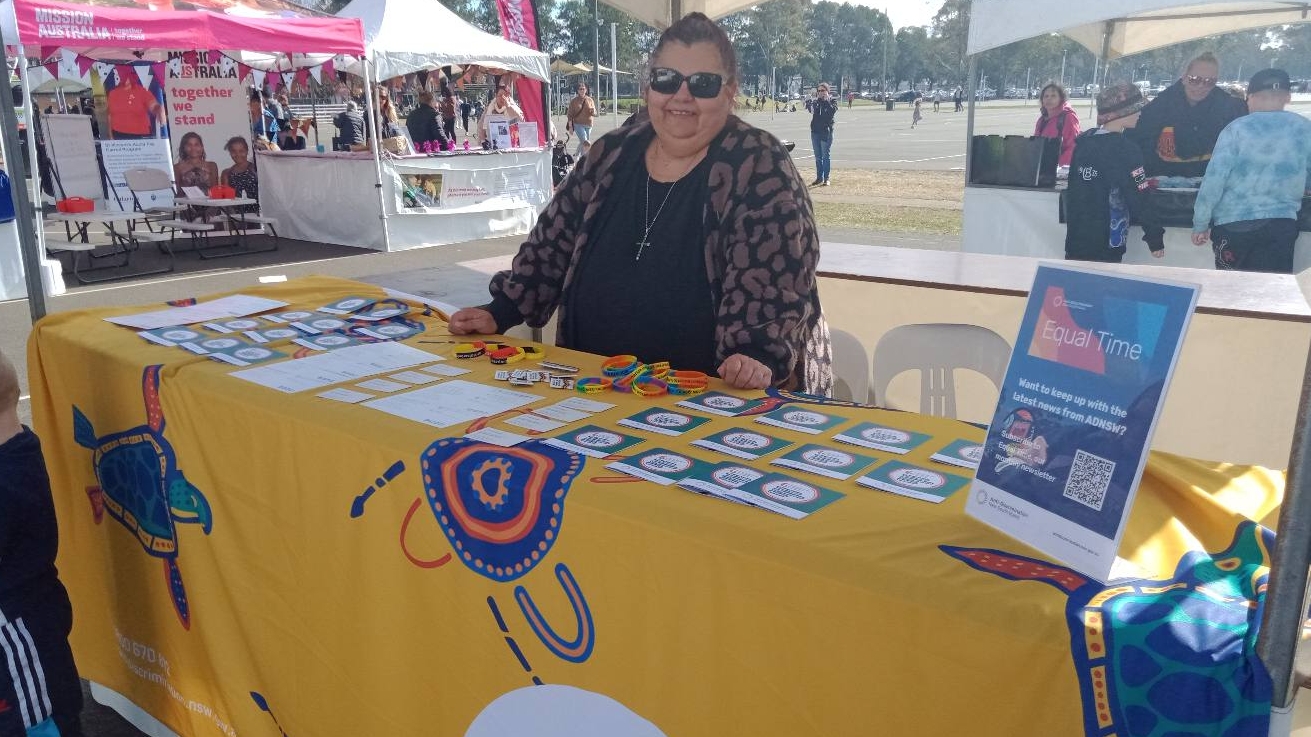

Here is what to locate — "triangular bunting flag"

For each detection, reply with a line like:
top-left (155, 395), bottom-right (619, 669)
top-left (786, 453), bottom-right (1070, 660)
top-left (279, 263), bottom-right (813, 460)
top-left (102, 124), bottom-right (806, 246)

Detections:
top-left (76, 54), bottom-right (94, 77)
top-left (182, 50), bottom-right (198, 67)
top-left (236, 62), bottom-right (251, 82)
top-left (166, 57), bottom-right (184, 79)
top-left (322, 58), bottom-right (334, 80)
top-left (115, 64), bottom-right (135, 86)
top-left (151, 62), bottom-right (166, 85)
top-left (251, 69), bottom-right (266, 89)
top-left (44, 59), bottom-right (59, 79)
top-left (218, 55), bottom-right (237, 76)
top-left (307, 64), bottom-right (322, 85)
top-left (294, 67), bottom-right (310, 89)
top-left (39, 46), bottom-right (59, 62)
top-left (280, 71), bottom-right (293, 91)
top-left (134, 64), bottom-right (153, 87)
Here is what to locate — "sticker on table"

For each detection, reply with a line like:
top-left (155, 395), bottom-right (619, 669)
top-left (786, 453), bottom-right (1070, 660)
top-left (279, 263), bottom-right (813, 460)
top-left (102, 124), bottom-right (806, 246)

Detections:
top-left (138, 326), bottom-right (206, 347)
top-left (356, 378), bottom-right (410, 393)
top-left (318, 296), bottom-right (377, 315)
top-left (754, 407), bottom-right (846, 435)
top-left (857, 460), bottom-right (970, 504)
top-left (291, 317), bottom-right (351, 335)
top-left (616, 409), bottom-right (710, 437)
top-left (543, 425), bottom-right (645, 458)
top-left (317, 388), bottom-right (374, 403)
top-left (675, 391), bottom-right (764, 417)
top-left (389, 370), bottom-right (440, 385)
top-left (555, 396), bottom-right (616, 413)
top-left (207, 345), bottom-right (286, 367)
top-left (354, 320), bottom-right (425, 341)
top-left (931, 439), bottom-right (984, 469)
top-left (504, 413), bottom-right (566, 433)
top-left (606, 448), bottom-right (713, 486)
top-left (771, 443), bottom-right (877, 481)
top-left (834, 422), bottom-right (931, 454)
top-left (243, 327), bottom-right (303, 344)
top-left (534, 403), bottom-right (592, 423)
top-left (423, 363), bottom-right (469, 377)
top-left (262, 310), bottom-right (317, 324)
top-left (676, 462), bottom-right (764, 502)
top-left (292, 333), bottom-right (367, 351)
top-left (691, 428), bottom-right (793, 460)
top-left (203, 318), bottom-right (263, 333)
top-left (723, 473), bottom-right (845, 520)
top-left (182, 336), bottom-right (250, 355)
top-left (351, 303), bottom-right (412, 322)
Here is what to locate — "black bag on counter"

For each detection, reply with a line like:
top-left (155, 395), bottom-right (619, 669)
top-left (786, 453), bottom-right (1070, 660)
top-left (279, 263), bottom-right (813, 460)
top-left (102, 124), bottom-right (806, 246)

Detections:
top-left (997, 135), bottom-right (1060, 187)
top-left (969, 135), bottom-right (1004, 185)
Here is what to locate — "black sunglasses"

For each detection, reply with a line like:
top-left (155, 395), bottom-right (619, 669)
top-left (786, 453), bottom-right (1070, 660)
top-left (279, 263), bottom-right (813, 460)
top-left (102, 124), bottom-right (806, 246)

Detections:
top-left (649, 67), bottom-right (724, 99)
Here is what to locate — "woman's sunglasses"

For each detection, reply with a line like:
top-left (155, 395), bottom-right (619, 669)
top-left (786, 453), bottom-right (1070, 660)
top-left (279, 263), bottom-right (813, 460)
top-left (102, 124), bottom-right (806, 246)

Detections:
top-left (1185, 74), bottom-right (1217, 87)
top-left (649, 68), bottom-right (724, 99)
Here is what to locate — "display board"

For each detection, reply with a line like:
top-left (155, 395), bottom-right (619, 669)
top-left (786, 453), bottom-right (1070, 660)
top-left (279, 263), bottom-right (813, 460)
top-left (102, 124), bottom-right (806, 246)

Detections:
top-left (42, 113), bottom-right (101, 200)
top-left (166, 53), bottom-right (250, 198)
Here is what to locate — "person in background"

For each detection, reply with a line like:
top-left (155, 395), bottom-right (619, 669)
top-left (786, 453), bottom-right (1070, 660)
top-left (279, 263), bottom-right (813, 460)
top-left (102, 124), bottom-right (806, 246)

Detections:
top-left (265, 92), bottom-right (286, 132)
top-left (808, 82), bottom-right (837, 186)
top-left (953, 87), bottom-right (963, 112)
top-left (1133, 51), bottom-right (1246, 178)
top-left (0, 349), bottom-right (85, 737)
top-left (1191, 69), bottom-right (1311, 273)
top-left (459, 97), bottom-right (473, 133)
top-left (220, 136), bottom-right (259, 206)
top-left (449, 12), bottom-right (832, 394)
top-left (334, 100), bottom-right (367, 151)
top-left (173, 131), bottom-right (219, 192)
top-left (439, 86), bottom-right (459, 143)
top-left (1033, 82), bottom-right (1080, 167)
top-left (911, 96), bottom-right (923, 128)
top-left (847, 90), bottom-right (854, 108)
top-left (479, 84), bottom-right (524, 145)
top-left (249, 89), bottom-right (278, 142)
top-left (375, 86), bottom-right (402, 140)
top-left (1064, 82), bottom-right (1163, 263)
top-left (565, 82), bottom-right (597, 158)
top-left (933, 89), bottom-right (941, 112)
top-left (279, 115), bottom-right (312, 151)
top-left (106, 71), bottom-right (163, 139)
top-left (405, 92), bottom-right (449, 150)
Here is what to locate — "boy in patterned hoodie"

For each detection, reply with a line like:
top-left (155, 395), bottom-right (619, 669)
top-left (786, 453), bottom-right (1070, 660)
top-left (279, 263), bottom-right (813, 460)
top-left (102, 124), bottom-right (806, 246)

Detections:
top-left (1191, 69), bottom-right (1311, 273)
top-left (0, 350), bottom-right (83, 736)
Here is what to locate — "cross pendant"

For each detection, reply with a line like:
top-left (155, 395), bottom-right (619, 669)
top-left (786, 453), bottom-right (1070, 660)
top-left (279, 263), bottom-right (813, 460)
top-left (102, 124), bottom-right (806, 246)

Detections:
top-left (635, 239), bottom-right (650, 261)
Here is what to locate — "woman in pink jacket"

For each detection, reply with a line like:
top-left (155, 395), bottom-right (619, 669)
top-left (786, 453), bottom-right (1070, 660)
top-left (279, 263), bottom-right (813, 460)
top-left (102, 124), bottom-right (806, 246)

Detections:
top-left (1033, 82), bottom-right (1080, 167)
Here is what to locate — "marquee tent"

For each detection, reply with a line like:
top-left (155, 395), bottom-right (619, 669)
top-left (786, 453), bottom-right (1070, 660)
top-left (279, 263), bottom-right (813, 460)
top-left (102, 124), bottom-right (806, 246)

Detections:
top-left (336, 0), bottom-right (548, 82)
top-left (599, 0), bottom-right (757, 30)
top-left (968, 0), bottom-right (1311, 58)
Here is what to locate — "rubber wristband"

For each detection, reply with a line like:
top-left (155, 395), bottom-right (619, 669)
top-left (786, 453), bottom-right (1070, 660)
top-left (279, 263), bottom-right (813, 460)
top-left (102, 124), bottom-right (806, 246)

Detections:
top-left (521, 346), bottom-right (546, 360)
top-left (647, 361), bottom-right (671, 379)
top-left (489, 346), bottom-right (525, 365)
top-left (454, 341), bottom-right (486, 359)
top-left (668, 383), bottom-right (707, 396)
top-left (632, 376), bottom-right (669, 397)
top-left (601, 355), bottom-right (639, 377)
top-left (575, 377), bottom-right (612, 393)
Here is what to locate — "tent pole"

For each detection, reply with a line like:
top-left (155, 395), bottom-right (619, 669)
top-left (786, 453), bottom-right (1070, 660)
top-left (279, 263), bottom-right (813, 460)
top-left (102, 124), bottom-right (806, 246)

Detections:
top-left (1091, 23), bottom-right (1111, 119)
top-left (361, 60), bottom-right (392, 252)
top-left (1259, 341), bottom-right (1311, 710)
top-left (610, 22), bottom-right (618, 128)
top-left (963, 56), bottom-right (977, 186)
top-left (2, 40), bottom-right (47, 321)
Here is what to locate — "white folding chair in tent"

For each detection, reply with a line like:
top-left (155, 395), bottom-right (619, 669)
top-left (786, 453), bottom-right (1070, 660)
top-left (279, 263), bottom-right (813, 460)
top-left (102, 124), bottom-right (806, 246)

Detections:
top-left (828, 327), bottom-right (871, 404)
top-left (871, 323), bottom-right (1012, 419)
top-left (123, 168), bottom-right (213, 249)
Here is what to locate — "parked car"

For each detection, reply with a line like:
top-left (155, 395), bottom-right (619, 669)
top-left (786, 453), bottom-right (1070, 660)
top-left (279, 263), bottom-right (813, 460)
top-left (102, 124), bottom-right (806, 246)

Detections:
top-left (895, 89), bottom-right (922, 103)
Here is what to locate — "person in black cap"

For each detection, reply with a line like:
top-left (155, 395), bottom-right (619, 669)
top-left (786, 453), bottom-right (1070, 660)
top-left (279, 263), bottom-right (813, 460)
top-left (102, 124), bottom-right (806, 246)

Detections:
top-left (1063, 82), bottom-right (1163, 263)
top-left (1191, 69), bottom-right (1311, 273)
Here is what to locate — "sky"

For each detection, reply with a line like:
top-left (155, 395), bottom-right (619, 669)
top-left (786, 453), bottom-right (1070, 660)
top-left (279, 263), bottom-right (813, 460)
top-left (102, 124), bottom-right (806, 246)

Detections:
top-left (848, 0), bottom-right (940, 30)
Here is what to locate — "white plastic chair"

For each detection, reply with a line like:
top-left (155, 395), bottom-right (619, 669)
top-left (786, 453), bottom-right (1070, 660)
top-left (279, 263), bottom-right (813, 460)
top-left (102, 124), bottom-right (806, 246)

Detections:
top-left (123, 168), bottom-right (187, 218)
top-left (828, 327), bottom-right (871, 403)
top-left (871, 323), bottom-right (1012, 418)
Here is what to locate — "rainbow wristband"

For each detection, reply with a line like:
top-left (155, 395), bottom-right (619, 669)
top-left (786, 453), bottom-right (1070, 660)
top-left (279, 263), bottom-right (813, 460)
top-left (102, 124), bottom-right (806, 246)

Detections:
top-left (601, 355), bottom-right (639, 377)
top-left (575, 377), bottom-right (612, 394)
top-left (631, 376), bottom-right (669, 397)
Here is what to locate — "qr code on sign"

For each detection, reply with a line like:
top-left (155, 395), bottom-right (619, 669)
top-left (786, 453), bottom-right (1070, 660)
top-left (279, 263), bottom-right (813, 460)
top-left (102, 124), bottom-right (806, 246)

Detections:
top-left (1063, 449), bottom-right (1116, 511)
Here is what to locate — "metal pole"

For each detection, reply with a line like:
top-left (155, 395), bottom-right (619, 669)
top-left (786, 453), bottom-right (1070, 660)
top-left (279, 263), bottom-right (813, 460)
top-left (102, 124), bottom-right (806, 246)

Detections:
top-left (1258, 340), bottom-right (1311, 710)
top-left (361, 61), bottom-right (392, 252)
top-left (1, 41), bottom-right (48, 320)
top-left (770, 66), bottom-right (775, 121)
top-left (593, 0), bottom-right (601, 112)
top-left (963, 55), bottom-right (978, 186)
top-left (882, 10), bottom-right (889, 104)
top-left (1025, 67), bottom-right (1031, 104)
top-left (610, 22), bottom-right (618, 128)
top-left (1060, 49), bottom-right (1067, 88)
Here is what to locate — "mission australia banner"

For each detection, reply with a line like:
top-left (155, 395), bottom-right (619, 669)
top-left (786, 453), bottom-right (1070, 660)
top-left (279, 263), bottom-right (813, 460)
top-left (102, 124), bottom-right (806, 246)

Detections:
top-left (166, 52), bottom-right (249, 196)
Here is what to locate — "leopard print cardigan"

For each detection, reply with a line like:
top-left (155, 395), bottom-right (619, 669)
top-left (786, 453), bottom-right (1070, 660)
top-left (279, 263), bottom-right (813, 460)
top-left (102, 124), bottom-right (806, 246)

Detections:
top-left (489, 115), bottom-right (833, 396)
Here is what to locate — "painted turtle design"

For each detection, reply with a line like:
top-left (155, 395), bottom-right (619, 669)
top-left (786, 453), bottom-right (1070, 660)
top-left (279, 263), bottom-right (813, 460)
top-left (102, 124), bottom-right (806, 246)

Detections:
top-left (73, 364), bottom-right (212, 629)
top-left (943, 520), bottom-right (1273, 737)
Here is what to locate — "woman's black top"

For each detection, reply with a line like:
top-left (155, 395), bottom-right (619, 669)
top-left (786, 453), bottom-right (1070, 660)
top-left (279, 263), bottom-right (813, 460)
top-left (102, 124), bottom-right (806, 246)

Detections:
top-left (566, 144), bottom-right (718, 374)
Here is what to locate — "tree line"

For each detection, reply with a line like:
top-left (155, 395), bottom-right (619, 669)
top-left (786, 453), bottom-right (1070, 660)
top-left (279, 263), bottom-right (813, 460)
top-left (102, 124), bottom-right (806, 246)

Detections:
top-left (310, 0), bottom-right (1311, 94)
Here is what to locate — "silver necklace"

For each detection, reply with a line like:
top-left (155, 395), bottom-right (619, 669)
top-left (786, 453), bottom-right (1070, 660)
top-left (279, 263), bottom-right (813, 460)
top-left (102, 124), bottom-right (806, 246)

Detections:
top-left (636, 175), bottom-right (677, 261)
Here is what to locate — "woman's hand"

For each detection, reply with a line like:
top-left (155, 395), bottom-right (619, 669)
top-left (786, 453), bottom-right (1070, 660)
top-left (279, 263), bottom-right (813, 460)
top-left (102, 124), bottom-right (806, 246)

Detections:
top-left (718, 353), bottom-right (774, 390)
top-left (449, 308), bottom-right (497, 335)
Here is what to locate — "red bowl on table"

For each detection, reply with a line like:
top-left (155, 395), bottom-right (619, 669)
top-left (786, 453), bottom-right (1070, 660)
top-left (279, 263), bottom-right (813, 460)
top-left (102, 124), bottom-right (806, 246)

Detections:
top-left (208, 185), bottom-right (237, 199)
top-left (56, 197), bottom-right (94, 213)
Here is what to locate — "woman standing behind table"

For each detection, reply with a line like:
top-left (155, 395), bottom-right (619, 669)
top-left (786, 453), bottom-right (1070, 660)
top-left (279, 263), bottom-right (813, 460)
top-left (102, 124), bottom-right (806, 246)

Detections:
top-left (173, 132), bottom-right (219, 193)
top-left (450, 13), bottom-right (832, 394)
top-left (478, 84), bottom-right (524, 145)
top-left (1033, 82), bottom-right (1080, 167)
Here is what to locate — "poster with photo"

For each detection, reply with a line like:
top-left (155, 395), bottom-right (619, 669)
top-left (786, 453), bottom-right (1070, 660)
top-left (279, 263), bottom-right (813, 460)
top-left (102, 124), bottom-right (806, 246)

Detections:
top-left (101, 139), bottom-right (175, 210)
top-left (167, 54), bottom-right (250, 199)
top-left (96, 64), bottom-right (168, 141)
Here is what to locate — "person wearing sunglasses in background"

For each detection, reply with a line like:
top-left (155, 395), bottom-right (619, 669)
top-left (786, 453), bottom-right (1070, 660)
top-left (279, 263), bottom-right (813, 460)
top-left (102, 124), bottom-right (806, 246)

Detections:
top-left (450, 12), bottom-right (832, 395)
top-left (1133, 53), bottom-right (1247, 179)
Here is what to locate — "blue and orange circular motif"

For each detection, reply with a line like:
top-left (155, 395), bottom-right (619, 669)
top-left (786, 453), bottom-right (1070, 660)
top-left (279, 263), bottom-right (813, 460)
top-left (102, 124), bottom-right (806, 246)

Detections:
top-left (421, 439), bottom-right (582, 582)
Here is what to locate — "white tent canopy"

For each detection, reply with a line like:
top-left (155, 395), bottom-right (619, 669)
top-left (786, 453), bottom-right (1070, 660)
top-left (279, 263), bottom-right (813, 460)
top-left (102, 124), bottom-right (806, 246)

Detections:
top-left (968, 0), bottom-right (1311, 58)
top-left (600, 0), bottom-right (758, 30)
top-left (336, 0), bottom-right (548, 82)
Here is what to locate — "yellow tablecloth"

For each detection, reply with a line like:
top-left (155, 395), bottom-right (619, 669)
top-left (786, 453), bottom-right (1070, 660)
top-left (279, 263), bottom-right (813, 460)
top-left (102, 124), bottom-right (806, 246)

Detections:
top-left (28, 276), bottom-right (1285, 737)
